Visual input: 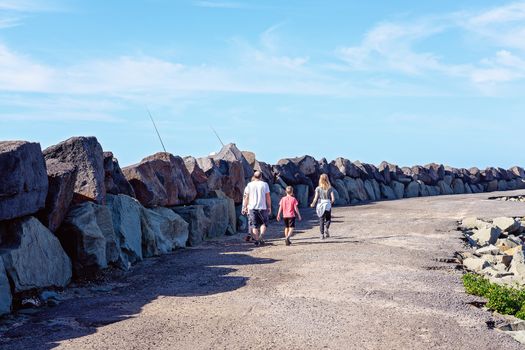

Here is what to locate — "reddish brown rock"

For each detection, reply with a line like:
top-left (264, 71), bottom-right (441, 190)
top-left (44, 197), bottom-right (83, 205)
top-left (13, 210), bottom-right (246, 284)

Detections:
top-left (0, 141), bottom-right (48, 221)
top-left (123, 152), bottom-right (197, 207)
top-left (184, 156), bottom-right (209, 198)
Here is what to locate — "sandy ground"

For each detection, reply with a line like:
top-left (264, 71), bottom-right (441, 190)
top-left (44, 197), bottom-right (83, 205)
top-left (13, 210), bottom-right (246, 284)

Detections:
top-left (2, 190), bottom-right (525, 350)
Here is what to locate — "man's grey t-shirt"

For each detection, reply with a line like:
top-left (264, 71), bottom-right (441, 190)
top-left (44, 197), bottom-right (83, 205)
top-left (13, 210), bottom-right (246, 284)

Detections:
top-left (244, 180), bottom-right (270, 210)
top-left (315, 186), bottom-right (333, 200)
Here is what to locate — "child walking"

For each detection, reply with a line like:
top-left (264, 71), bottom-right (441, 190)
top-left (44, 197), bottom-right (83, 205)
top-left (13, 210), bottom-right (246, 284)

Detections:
top-left (310, 174), bottom-right (335, 240)
top-left (276, 186), bottom-right (302, 246)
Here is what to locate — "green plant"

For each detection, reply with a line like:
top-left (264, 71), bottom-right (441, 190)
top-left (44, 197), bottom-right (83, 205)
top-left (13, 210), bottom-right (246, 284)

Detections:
top-left (462, 273), bottom-right (525, 318)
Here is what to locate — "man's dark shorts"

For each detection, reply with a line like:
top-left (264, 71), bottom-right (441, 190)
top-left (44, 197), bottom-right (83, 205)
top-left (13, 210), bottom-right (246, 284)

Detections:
top-left (283, 217), bottom-right (296, 228)
top-left (248, 209), bottom-right (269, 230)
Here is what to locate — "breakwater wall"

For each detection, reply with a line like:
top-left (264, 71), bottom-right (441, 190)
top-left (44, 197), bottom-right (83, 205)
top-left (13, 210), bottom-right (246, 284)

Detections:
top-left (1, 136), bottom-right (525, 316)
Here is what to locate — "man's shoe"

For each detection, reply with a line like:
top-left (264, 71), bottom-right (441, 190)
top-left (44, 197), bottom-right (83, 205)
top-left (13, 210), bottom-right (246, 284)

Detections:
top-left (320, 234), bottom-right (325, 240)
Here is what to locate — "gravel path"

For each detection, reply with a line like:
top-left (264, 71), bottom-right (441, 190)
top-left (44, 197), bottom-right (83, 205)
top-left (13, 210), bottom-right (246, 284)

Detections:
top-left (2, 190), bottom-right (525, 349)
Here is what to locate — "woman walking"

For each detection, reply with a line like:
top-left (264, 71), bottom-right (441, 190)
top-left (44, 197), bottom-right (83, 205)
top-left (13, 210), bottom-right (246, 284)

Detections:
top-left (310, 174), bottom-right (335, 239)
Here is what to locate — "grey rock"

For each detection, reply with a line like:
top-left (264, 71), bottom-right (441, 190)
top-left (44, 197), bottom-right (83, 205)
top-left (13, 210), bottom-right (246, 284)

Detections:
top-left (0, 259), bottom-right (11, 316)
top-left (492, 217), bottom-right (520, 234)
top-left (344, 177), bottom-right (368, 201)
top-left (509, 248), bottom-right (525, 281)
top-left (171, 205), bottom-right (210, 246)
top-left (498, 180), bottom-right (508, 191)
top-left (464, 183), bottom-right (473, 194)
top-left (213, 143), bottom-right (253, 180)
top-left (294, 184), bottom-right (309, 208)
top-left (253, 160), bottom-right (273, 184)
top-left (418, 181), bottom-right (430, 197)
top-left (0, 217), bottom-right (72, 292)
top-left (461, 217), bottom-right (489, 230)
top-left (452, 178), bottom-right (465, 194)
top-left (380, 183), bottom-right (396, 200)
top-left (463, 257), bottom-right (490, 272)
top-left (212, 190), bottom-right (237, 235)
top-left (37, 159), bottom-right (77, 232)
top-left (332, 158), bottom-right (360, 178)
top-left (214, 159), bottom-right (246, 204)
top-left (334, 179), bottom-right (350, 204)
top-left (486, 180), bottom-right (499, 192)
top-left (184, 156), bottom-right (210, 198)
top-left (363, 180), bottom-right (377, 201)
top-left (405, 181), bottom-right (420, 198)
top-left (371, 179), bottom-right (381, 200)
top-left (241, 151), bottom-right (256, 167)
top-left (103, 152), bottom-right (135, 197)
top-left (106, 194), bottom-right (143, 265)
top-left (141, 207), bottom-right (189, 257)
top-left (43, 136), bottom-right (105, 204)
top-left (194, 198), bottom-right (230, 238)
top-left (510, 166), bottom-right (525, 179)
top-left (476, 245), bottom-right (500, 255)
top-left (58, 203), bottom-right (107, 273)
top-left (391, 181), bottom-right (405, 199)
top-left (471, 226), bottom-right (502, 246)
top-left (437, 180), bottom-right (454, 195)
top-left (0, 141), bottom-right (48, 221)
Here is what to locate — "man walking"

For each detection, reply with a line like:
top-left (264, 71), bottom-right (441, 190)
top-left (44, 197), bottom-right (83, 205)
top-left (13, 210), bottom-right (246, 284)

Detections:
top-left (242, 171), bottom-right (271, 246)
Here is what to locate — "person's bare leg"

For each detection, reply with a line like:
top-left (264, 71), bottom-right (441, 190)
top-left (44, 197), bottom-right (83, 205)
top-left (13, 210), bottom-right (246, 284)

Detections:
top-left (252, 228), bottom-right (259, 241)
top-left (284, 227), bottom-right (289, 239)
top-left (259, 224), bottom-right (267, 241)
top-left (287, 227), bottom-right (294, 239)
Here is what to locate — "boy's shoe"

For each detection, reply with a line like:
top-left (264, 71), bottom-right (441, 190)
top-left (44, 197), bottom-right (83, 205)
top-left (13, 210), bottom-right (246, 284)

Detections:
top-left (285, 238), bottom-right (291, 246)
top-left (254, 240), bottom-right (260, 246)
top-left (259, 239), bottom-right (265, 245)
top-left (325, 228), bottom-right (330, 238)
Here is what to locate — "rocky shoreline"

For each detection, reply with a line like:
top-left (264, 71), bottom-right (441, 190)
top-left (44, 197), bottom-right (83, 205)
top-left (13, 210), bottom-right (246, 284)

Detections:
top-left (2, 135), bottom-right (525, 317)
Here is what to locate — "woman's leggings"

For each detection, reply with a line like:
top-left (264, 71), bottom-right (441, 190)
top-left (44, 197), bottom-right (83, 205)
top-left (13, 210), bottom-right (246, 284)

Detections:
top-left (319, 210), bottom-right (331, 234)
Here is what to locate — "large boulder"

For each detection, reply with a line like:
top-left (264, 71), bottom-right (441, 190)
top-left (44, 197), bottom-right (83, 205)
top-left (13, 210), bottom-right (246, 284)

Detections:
top-left (353, 161), bottom-right (384, 183)
top-left (0, 259), bottom-right (12, 316)
top-left (471, 226), bottom-right (502, 246)
top-left (0, 141), bottom-right (48, 221)
top-left (184, 156), bottom-right (210, 198)
top-left (332, 158), bottom-right (360, 179)
top-left (411, 166), bottom-right (432, 185)
top-left (363, 180), bottom-right (377, 201)
top-left (103, 152), bottom-right (135, 197)
top-left (343, 177), bottom-right (368, 201)
top-left (241, 151), bottom-right (256, 167)
top-left (106, 194), bottom-right (143, 265)
top-left (0, 217), bottom-right (72, 292)
top-left (291, 155), bottom-right (320, 189)
top-left (43, 136), bottom-right (105, 204)
top-left (486, 180), bottom-right (499, 192)
top-left (380, 183), bottom-right (396, 200)
top-left (510, 166), bottom-right (525, 179)
top-left (215, 159), bottom-right (246, 204)
top-left (424, 163), bottom-right (445, 184)
top-left (468, 167), bottom-right (481, 184)
top-left (437, 180), bottom-right (454, 195)
top-left (58, 202), bottom-right (118, 274)
top-left (253, 160), bottom-right (274, 184)
top-left (377, 161), bottom-right (392, 184)
top-left (123, 152), bottom-right (197, 207)
top-left (196, 157), bottom-right (225, 193)
top-left (273, 159), bottom-right (311, 188)
top-left (213, 143), bottom-right (253, 180)
top-left (211, 190), bottom-right (237, 235)
top-left (391, 181), bottom-right (405, 199)
top-left (140, 207), bottom-right (189, 257)
top-left (194, 198), bottom-right (231, 238)
top-left (294, 184), bottom-right (309, 208)
top-left (405, 181), bottom-right (420, 198)
top-left (37, 159), bottom-right (77, 232)
top-left (452, 178), bottom-right (465, 194)
top-left (333, 179), bottom-right (349, 204)
top-left (171, 205), bottom-right (210, 246)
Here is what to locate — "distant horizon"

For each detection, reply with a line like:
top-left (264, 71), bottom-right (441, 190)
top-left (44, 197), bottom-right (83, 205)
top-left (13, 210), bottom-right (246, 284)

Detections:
top-left (1, 1), bottom-right (525, 169)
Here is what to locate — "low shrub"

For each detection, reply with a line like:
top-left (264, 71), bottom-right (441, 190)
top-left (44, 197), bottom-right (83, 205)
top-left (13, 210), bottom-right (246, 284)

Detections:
top-left (462, 273), bottom-right (525, 319)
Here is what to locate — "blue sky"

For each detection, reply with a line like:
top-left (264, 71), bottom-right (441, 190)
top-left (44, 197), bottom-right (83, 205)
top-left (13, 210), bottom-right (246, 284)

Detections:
top-left (1, 0), bottom-right (525, 168)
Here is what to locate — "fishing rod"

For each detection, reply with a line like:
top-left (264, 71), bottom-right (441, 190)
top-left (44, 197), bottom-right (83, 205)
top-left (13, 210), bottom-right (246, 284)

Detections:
top-left (147, 108), bottom-right (167, 153)
top-left (210, 126), bottom-right (225, 147)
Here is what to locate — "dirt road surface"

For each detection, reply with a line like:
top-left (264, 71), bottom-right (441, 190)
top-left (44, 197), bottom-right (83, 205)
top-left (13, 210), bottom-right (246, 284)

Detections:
top-left (2, 191), bottom-right (525, 349)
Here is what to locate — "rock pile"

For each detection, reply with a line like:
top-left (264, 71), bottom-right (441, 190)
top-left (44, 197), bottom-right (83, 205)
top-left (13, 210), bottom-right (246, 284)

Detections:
top-left (458, 216), bottom-right (525, 285)
top-left (2, 135), bottom-right (525, 317)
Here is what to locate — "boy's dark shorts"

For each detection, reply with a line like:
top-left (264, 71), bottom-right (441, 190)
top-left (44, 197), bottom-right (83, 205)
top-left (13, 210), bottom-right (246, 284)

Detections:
top-left (248, 209), bottom-right (269, 229)
top-left (283, 217), bottom-right (296, 228)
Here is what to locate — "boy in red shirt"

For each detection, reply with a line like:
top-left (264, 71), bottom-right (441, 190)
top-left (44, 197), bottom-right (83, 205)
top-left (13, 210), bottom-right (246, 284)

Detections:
top-left (276, 186), bottom-right (302, 246)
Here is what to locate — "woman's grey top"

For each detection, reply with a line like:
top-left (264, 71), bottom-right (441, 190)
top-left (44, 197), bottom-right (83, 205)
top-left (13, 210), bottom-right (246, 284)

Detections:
top-left (315, 186), bottom-right (333, 200)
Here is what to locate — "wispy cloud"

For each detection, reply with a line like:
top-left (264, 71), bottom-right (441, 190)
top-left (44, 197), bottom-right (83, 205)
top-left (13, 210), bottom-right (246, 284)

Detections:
top-left (336, 2), bottom-right (525, 91)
